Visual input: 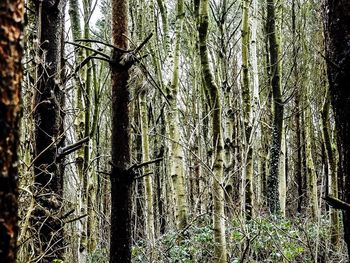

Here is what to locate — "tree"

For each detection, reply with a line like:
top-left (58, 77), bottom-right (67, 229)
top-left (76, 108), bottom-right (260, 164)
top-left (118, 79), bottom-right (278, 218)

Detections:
top-left (266, 0), bottom-right (284, 214)
top-left (241, 0), bottom-right (254, 220)
top-left (324, 0), bottom-right (350, 258)
top-left (32, 0), bottom-right (67, 261)
top-left (0, 1), bottom-right (24, 262)
top-left (197, 0), bottom-right (227, 261)
top-left (166, 0), bottom-right (188, 231)
top-left (110, 0), bottom-right (133, 261)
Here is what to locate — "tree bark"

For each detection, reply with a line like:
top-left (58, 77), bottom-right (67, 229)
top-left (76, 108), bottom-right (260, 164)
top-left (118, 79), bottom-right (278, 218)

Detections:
top-left (197, 1), bottom-right (227, 261)
top-left (166, 0), bottom-right (188, 231)
top-left (241, 0), bottom-right (254, 220)
top-left (266, 0), bottom-right (284, 214)
top-left (321, 90), bottom-right (340, 247)
top-left (32, 1), bottom-right (67, 261)
top-left (110, 0), bottom-right (133, 262)
top-left (324, 0), bottom-right (350, 258)
top-left (0, 1), bottom-right (23, 262)
top-left (139, 89), bottom-right (155, 259)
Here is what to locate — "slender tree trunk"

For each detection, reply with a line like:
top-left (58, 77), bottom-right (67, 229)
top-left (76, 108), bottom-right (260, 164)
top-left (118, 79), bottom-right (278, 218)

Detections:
top-left (291, 0), bottom-right (303, 214)
top-left (266, 0), bottom-right (284, 214)
top-left (321, 90), bottom-right (339, 247)
top-left (166, 0), bottom-right (188, 230)
top-left (139, 90), bottom-right (155, 258)
top-left (305, 99), bottom-right (319, 220)
top-left (324, 1), bottom-right (350, 256)
top-left (110, 0), bottom-right (133, 261)
top-left (279, 126), bottom-right (286, 216)
top-left (68, 1), bottom-right (85, 260)
top-left (0, 1), bottom-right (23, 262)
top-left (32, 1), bottom-right (67, 261)
top-left (197, 1), bottom-right (227, 261)
top-left (241, 0), bottom-right (254, 220)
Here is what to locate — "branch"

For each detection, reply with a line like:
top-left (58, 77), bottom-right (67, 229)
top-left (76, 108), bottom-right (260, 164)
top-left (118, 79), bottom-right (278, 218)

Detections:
top-left (324, 195), bottom-right (350, 211)
top-left (134, 172), bottom-right (153, 180)
top-left (65, 41), bottom-right (110, 59)
top-left (75, 39), bottom-right (128, 53)
top-left (64, 214), bottom-right (88, 224)
top-left (65, 54), bottom-right (96, 81)
top-left (133, 33), bottom-right (153, 54)
top-left (128, 157), bottom-right (163, 170)
top-left (97, 170), bottom-right (111, 176)
top-left (60, 209), bottom-right (75, 220)
top-left (57, 137), bottom-right (89, 158)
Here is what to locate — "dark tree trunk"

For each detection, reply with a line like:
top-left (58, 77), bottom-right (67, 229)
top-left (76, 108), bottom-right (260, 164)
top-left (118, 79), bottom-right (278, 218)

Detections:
top-left (291, 0), bottom-right (303, 214)
top-left (324, 0), bottom-right (350, 258)
top-left (266, 0), bottom-right (284, 214)
top-left (0, 1), bottom-right (23, 262)
top-left (110, 0), bottom-right (133, 262)
top-left (32, 1), bottom-right (67, 261)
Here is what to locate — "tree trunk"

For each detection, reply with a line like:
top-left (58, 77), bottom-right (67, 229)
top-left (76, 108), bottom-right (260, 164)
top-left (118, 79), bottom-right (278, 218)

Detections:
top-left (0, 1), bottom-right (23, 262)
top-left (67, 1), bottom-right (85, 260)
top-left (241, 0), bottom-right (254, 220)
top-left (198, 0), bottom-right (227, 261)
top-left (110, 0), bottom-right (133, 261)
top-left (166, 0), bottom-right (188, 230)
top-left (324, 0), bottom-right (350, 257)
top-left (321, 90), bottom-right (340, 247)
top-left (139, 89), bottom-right (155, 258)
top-left (32, 1), bottom-right (67, 261)
top-left (266, 0), bottom-right (284, 214)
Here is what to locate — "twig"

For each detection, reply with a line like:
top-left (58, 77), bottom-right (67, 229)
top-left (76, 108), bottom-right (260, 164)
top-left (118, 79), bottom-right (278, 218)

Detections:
top-left (133, 33), bottom-right (153, 54)
top-left (75, 38), bottom-right (127, 52)
top-left (65, 41), bottom-right (110, 58)
top-left (60, 209), bottom-right (75, 220)
top-left (97, 170), bottom-right (111, 176)
top-left (128, 157), bottom-right (163, 170)
top-left (134, 172), bottom-right (153, 180)
top-left (64, 214), bottom-right (88, 224)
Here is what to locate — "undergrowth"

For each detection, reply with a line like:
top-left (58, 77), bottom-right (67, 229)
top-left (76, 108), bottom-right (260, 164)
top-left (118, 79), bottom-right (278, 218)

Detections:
top-left (129, 215), bottom-right (348, 263)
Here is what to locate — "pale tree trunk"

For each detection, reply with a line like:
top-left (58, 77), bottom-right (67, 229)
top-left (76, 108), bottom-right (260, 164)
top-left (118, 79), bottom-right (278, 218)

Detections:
top-left (197, 0), bottom-right (227, 261)
top-left (68, 1), bottom-right (85, 261)
top-left (278, 126), bottom-right (286, 216)
top-left (241, 0), bottom-right (254, 220)
top-left (0, 1), bottom-right (23, 262)
top-left (81, 0), bottom-right (98, 254)
top-left (250, 0), bottom-right (261, 209)
top-left (305, 95), bottom-right (319, 220)
top-left (139, 89), bottom-right (156, 258)
top-left (166, 0), bottom-right (188, 230)
top-left (321, 91), bottom-right (340, 247)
